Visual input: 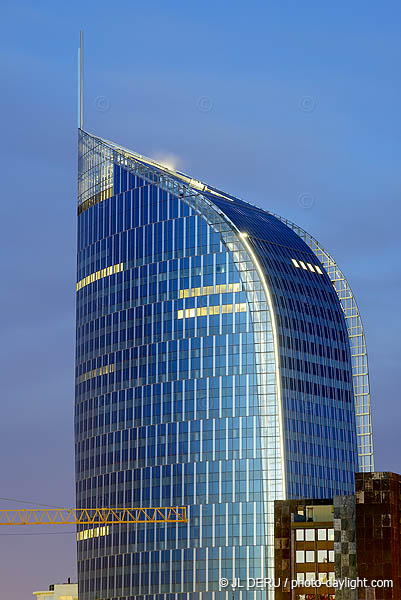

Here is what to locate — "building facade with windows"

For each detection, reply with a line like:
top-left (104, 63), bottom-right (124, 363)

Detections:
top-left (274, 472), bottom-right (400, 600)
top-left (75, 130), bottom-right (374, 600)
top-left (274, 498), bottom-right (337, 600)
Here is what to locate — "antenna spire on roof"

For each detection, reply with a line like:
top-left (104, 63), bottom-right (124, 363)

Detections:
top-left (78, 31), bottom-right (83, 129)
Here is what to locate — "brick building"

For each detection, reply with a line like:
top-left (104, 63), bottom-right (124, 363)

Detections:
top-left (274, 472), bottom-right (401, 600)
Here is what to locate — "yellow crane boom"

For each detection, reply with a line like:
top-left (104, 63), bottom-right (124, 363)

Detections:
top-left (0, 507), bottom-right (187, 525)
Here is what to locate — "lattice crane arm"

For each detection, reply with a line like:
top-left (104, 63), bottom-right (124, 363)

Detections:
top-left (0, 507), bottom-right (187, 525)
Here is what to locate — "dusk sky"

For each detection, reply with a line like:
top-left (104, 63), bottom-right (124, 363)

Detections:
top-left (1, 1), bottom-right (400, 598)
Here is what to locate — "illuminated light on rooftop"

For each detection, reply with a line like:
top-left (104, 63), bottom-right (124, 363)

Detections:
top-left (79, 130), bottom-right (246, 211)
top-left (150, 152), bottom-right (180, 172)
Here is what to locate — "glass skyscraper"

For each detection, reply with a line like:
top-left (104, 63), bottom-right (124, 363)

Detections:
top-left (75, 129), bottom-right (373, 600)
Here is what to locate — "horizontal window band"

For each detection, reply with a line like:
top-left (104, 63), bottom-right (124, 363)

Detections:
top-left (77, 263), bottom-right (124, 291)
top-left (78, 186), bottom-right (113, 215)
top-left (179, 283), bottom-right (242, 298)
top-left (77, 526), bottom-right (109, 541)
top-left (177, 303), bottom-right (247, 319)
top-left (77, 364), bottom-right (115, 383)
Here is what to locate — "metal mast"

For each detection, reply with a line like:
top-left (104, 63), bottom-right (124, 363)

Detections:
top-left (78, 31), bottom-right (83, 129)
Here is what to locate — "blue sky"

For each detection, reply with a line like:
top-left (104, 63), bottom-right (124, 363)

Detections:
top-left (1, 1), bottom-right (400, 598)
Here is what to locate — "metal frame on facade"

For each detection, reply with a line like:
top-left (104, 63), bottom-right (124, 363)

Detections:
top-left (78, 129), bottom-right (114, 212)
top-left (273, 214), bottom-right (374, 472)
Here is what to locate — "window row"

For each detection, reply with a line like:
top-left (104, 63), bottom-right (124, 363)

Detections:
top-left (295, 528), bottom-right (334, 542)
top-left (295, 550), bottom-right (335, 563)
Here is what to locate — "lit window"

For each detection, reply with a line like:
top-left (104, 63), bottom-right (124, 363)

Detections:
top-left (235, 303), bottom-right (247, 312)
top-left (305, 529), bottom-right (315, 541)
top-left (179, 283), bottom-right (242, 299)
top-left (296, 529), bottom-right (304, 541)
top-left (305, 551), bottom-right (315, 563)
top-left (328, 528), bottom-right (334, 541)
top-left (315, 265), bottom-right (323, 274)
top-left (296, 572), bottom-right (305, 583)
top-left (76, 262), bottom-right (124, 291)
top-left (318, 529), bottom-right (327, 541)
top-left (305, 572), bottom-right (315, 581)
top-left (77, 364), bottom-right (114, 383)
top-left (296, 550), bottom-right (305, 563)
top-left (222, 304), bottom-right (233, 314)
top-left (177, 301), bottom-right (245, 320)
top-left (328, 550), bottom-right (334, 562)
top-left (77, 526), bottom-right (109, 541)
top-left (292, 259), bottom-right (300, 268)
top-left (299, 261), bottom-right (308, 270)
top-left (318, 550), bottom-right (328, 562)
top-left (228, 282), bottom-right (241, 292)
top-left (318, 573), bottom-right (328, 584)
top-left (307, 263), bottom-right (315, 272)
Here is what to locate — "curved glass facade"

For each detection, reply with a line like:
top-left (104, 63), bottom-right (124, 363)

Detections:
top-left (75, 130), bottom-right (366, 600)
top-left (271, 214), bottom-right (374, 472)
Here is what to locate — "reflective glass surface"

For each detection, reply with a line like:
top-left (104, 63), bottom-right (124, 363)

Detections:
top-left (75, 132), bottom-right (359, 600)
